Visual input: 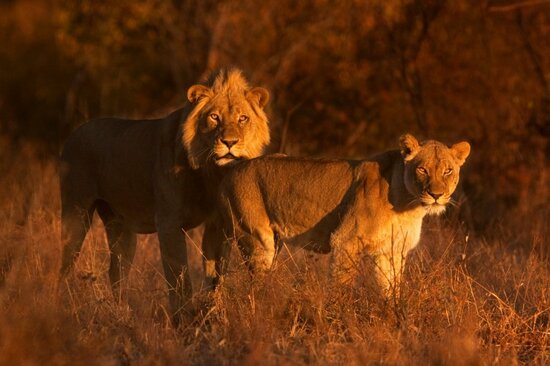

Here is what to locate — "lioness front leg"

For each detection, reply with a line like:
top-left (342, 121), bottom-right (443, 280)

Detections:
top-left (237, 229), bottom-right (276, 274)
top-left (157, 222), bottom-right (193, 324)
top-left (329, 239), bottom-right (363, 285)
top-left (374, 253), bottom-right (405, 298)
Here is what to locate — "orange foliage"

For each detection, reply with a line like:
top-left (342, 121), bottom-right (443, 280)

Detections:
top-left (0, 1), bottom-right (549, 363)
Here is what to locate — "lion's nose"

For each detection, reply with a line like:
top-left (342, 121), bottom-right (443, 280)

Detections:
top-left (428, 191), bottom-right (443, 200)
top-left (221, 137), bottom-right (239, 148)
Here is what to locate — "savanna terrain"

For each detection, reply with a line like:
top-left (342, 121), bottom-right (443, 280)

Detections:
top-left (1, 1), bottom-right (549, 364)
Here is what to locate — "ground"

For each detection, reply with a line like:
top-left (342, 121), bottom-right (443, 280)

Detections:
top-left (0, 152), bottom-right (548, 365)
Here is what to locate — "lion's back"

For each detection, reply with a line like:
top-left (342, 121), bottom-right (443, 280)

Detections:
top-left (59, 111), bottom-right (183, 221)
top-left (62, 111), bottom-right (181, 165)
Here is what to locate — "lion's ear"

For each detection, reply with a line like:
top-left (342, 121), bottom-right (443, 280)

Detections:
top-left (451, 141), bottom-right (471, 166)
top-left (247, 87), bottom-right (270, 109)
top-left (399, 133), bottom-right (420, 161)
top-left (187, 85), bottom-right (212, 104)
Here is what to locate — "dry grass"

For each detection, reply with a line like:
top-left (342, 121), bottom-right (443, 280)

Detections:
top-left (0, 146), bottom-right (548, 365)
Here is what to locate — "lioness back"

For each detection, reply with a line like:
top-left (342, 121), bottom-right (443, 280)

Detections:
top-left (220, 156), bottom-right (380, 248)
top-left (225, 156), bottom-right (355, 214)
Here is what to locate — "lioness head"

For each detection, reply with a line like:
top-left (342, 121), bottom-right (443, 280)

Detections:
top-left (400, 134), bottom-right (470, 215)
top-left (182, 69), bottom-right (270, 169)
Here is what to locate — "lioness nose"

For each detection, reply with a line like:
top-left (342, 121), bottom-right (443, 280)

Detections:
top-left (428, 191), bottom-right (443, 200)
top-left (221, 137), bottom-right (239, 148)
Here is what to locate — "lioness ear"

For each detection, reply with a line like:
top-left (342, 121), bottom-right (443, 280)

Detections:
top-left (247, 87), bottom-right (270, 109)
top-left (187, 84), bottom-right (212, 104)
top-left (451, 141), bottom-right (471, 166)
top-left (399, 133), bottom-right (420, 161)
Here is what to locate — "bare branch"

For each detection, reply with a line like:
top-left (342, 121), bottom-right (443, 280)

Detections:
top-left (489, 0), bottom-right (550, 12)
top-left (515, 9), bottom-right (549, 93)
top-left (278, 102), bottom-right (303, 154)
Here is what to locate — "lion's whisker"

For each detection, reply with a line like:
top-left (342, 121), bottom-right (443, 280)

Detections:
top-left (405, 198), bottom-right (421, 208)
top-left (195, 146), bottom-right (212, 158)
top-left (447, 199), bottom-right (459, 208)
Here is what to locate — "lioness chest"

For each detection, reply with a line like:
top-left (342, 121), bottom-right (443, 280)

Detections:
top-left (363, 211), bottom-right (424, 257)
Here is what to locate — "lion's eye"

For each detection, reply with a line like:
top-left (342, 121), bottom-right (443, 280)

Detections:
top-left (417, 167), bottom-right (428, 175)
top-left (210, 113), bottom-right (219, 121)
top-left (444, 168), bottom-right (453, 176)
top-left (238, 115), bottom-right (249, 123)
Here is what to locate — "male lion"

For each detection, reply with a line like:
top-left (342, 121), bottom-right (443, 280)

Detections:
top-left (216, 134), bottom-right (470, 292)
top-left (59, 69), bottom-right (270, 318)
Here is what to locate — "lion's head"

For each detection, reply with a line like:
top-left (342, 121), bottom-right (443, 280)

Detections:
top-left (400, 134), bottom-right (470, 215)
top-left (182, 69), bottom-right (270, 169)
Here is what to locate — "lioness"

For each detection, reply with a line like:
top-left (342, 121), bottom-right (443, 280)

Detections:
top-left (59, 69), bottom-right (270, 318)
top-left (216, 134), bottom-right (470, 292)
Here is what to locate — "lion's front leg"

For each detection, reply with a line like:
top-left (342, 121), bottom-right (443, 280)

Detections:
top-left (202, 219), bottom-right (231, 291)
top-left (157, 221), bottom-right (193, 325)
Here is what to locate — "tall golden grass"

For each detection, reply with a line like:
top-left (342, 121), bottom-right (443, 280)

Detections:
top-left (0, 141), bottom-right (548, 365)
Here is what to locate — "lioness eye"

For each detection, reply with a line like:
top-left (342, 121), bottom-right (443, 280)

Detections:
top-left (238, 115), bottom-right (249, 123)
top-left (417, 167), bottom-right (427, 175)
top-left (210, 113), bottom-right (219, 121)
top-left (444, 168), bottom-right (453, 176)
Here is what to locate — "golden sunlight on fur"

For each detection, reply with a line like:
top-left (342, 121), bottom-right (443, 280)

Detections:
top-left (216, 134), bottom-right (470, 293)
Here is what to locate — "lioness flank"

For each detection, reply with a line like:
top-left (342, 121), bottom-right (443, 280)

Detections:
top-left (59, 69), bottom-right (270, 321)
top-left (217, 134), bottom-right (470, 293)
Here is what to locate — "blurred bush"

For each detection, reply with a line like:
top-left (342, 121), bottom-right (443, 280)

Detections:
top-left (0, 0), bottom-right (548, 235)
